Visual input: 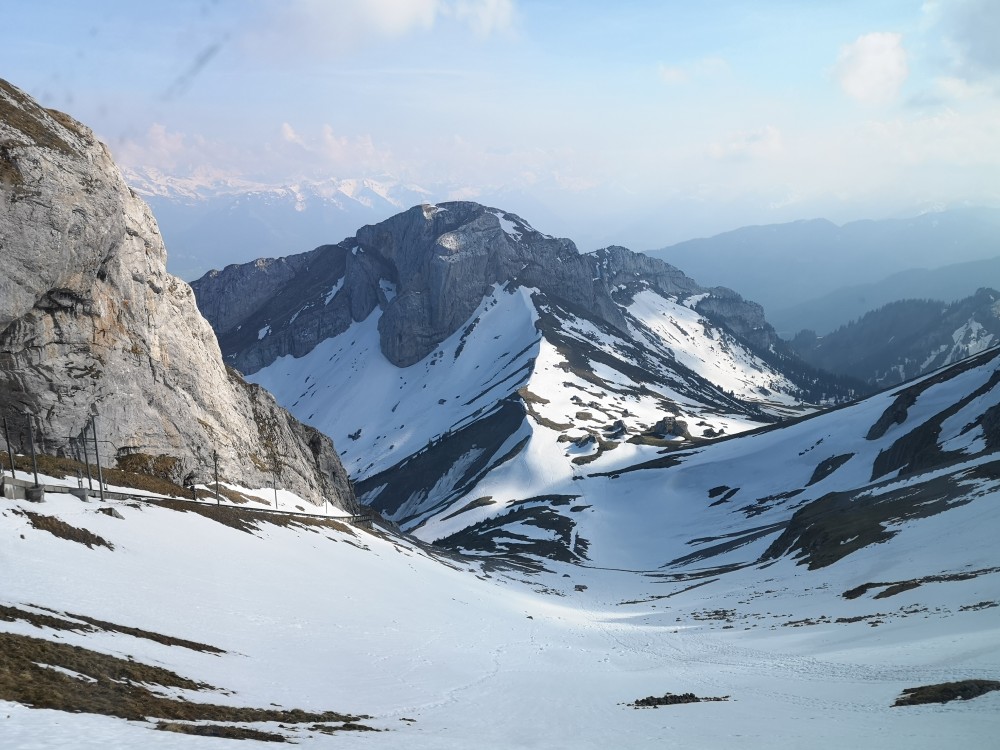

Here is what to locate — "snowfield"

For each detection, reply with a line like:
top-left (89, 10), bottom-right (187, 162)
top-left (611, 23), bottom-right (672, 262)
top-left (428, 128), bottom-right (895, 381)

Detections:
top-left (2, 459), bottom-right (998, 748)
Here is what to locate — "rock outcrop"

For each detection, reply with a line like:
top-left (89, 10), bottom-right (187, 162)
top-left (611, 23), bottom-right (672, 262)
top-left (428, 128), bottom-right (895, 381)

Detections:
top-left (0, 79), bottom-right (355, 510)
top-left (193, 201), bottom-right (779, 376)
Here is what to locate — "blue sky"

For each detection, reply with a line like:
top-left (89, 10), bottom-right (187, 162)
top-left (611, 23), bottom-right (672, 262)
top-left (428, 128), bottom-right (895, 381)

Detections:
top-left (3, 0), bottom-right (999, 246)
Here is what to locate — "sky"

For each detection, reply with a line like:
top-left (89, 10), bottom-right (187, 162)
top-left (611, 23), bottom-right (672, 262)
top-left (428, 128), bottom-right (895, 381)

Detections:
top-left (3, 0), bottom-right (1000, 247)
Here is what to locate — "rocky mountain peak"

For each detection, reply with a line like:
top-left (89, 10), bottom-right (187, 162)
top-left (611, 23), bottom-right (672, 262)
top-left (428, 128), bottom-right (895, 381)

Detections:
top-left (0, 78), bottom-right (355, 510)
top-left (197, 200), bottom-right (786, 374)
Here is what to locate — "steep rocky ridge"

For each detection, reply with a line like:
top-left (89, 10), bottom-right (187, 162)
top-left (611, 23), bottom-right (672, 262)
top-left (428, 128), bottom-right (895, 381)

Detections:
top-left (193, 201), bottom-right (836, 395)
top-left (193, 202), bottom-right (859, 531)
top-left (0, 79), bottom-right (355, 510)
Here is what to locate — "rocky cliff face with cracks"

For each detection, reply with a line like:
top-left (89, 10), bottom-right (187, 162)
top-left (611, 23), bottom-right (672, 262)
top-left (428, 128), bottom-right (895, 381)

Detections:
top-left (192, 201), bottom-right (780, 377)
top-left (0, 78), bottom-right (356, 511)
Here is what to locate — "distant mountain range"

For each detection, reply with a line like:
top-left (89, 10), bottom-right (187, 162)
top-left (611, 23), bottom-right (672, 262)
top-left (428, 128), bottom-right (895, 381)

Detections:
top-left (790, 288), bottom-right (1000, 388)
top-left (770, 256), bottom-right (1000, 336)
top-left (648, 208), bottom-right (1000, 335)
top-left (126, 167), bottom-right (435, 281)
top-left (129, 165), bottom-right (1000, 339)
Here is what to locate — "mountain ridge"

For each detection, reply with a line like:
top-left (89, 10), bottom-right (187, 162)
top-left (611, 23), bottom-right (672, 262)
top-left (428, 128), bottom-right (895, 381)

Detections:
top-left (648, 207), bottom-right (1000, 319)
top-left (790, 288), bottom-right (1000, 387)
top-left (192, 201), bottom-right (862, 534)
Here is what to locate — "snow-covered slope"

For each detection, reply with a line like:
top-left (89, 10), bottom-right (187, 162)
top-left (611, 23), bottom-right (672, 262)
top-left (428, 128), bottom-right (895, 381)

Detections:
top-left (197, 203), bottom-right (858, 533)
top-left (5, 302), bottom-right (999, 750)
top-left (3, 383), bottom-right (998, 750)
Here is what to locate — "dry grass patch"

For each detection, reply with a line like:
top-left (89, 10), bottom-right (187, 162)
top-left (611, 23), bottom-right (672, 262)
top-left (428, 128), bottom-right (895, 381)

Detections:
top-left (0, 631), bottom-right (373, 728)
top-left (629, 692), bottom-right (729, 708)
top-left (893, 680), bottom-right (1000, 707)
top-left (17, 510), bottom-right (113, 550)
top-left (155, 722), bottom-right (288, 742)
top-left (842, 567), bottom-right (1000, 600)
top-left (0, 604), bottom-right (223, 654)
top-left (4, 451), bottom-right (190, 497)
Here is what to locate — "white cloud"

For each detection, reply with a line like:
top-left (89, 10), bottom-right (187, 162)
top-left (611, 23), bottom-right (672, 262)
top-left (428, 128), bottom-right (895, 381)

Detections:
top-left (836, 32), bottom-right (909, 104)
top-left (658, 57), bottom-right (728, 86)
top-left (244, 0), bottom-right (515, 58)
top-left (113, 121), bottom-right (397, 185)
top-left (658, 65), bottom-right (688, 84)
top-left (932, 75), bottom-right (993, 101)
top-left (280, 122), bottom-right (305, 146)
top-left (709, 125), bottom-right (783, 160)
top-left (452, 0), bottom-right (516, 37)
top-left (114, 124), bottom-right (217, 174)
top-left (361, 0), bottom-right (439, 37)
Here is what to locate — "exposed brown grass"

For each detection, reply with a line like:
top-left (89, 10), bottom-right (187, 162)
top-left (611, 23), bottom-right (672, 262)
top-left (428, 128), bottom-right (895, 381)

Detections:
top-left (145, 498), bottom-right (355, 537)
top-left (0, 604), bottom-right (89, 633)
top-left (0, 78), bottom-right (76, 154)
top-left (155, 722), bottom-right (288, 742)
top-left (0, 604), bottom-right (223, 654)
top-left (214, 485), bottom-right (256, 504)
top-left (115, 453), bottom-right (181, 484)
top-left (893, 680), bottom-right (1000, 707)
top-left (842, 567), bottom-right (1000, 600)
top-left (4, 451), bottom-right (189, 497)
top-left (0, 631), bottom-right (373, 727)
top-left (18, 510), bottom-right (113, 550)
top-left (630, 692), bottom-right (729, 708)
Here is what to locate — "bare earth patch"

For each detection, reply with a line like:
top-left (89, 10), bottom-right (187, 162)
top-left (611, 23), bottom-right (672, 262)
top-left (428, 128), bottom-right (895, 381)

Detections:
top-left (17, 510), bottom-right (113, 549)
top-left (0, 631), bottom-right (375, 737)
top-left (893, 680), bottom-right (1000, 707)
top-left (1, 603), bottom-right (224, 653)
top-left (629, 692), bottom-right (730, 708)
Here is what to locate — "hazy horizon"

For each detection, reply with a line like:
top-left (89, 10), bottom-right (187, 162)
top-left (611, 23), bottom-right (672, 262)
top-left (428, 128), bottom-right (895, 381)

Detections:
top-left (4, 1), bottom-right (1000, 252)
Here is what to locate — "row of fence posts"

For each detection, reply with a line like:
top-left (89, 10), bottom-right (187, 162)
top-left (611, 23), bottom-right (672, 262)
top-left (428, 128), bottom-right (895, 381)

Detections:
top-left (2, 412), bottom-right (106, 502)
top-left (2, 412), bottom-right (351, 520)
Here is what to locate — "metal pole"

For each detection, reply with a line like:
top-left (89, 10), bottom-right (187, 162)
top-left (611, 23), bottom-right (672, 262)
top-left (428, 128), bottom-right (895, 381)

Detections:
top-left (26, 412), bottom-right (39, 486)
top-left (91, 415), bottom-right (105, 502)
top-left (273, 469), bottom-right (279, 509)
top-left (3, 416), bottom-right (13, 480)
top-left (81, 426), bottom-right (94, 492)
top-left (213, 450), bottom-right (219, 507)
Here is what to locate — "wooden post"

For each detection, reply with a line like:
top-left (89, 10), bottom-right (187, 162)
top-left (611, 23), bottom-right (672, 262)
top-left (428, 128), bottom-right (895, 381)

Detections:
top-left (91, 415), bottom-right (105, 502)
top-left (81, 427), bottom-right (94, 493)
top-left (25, 412), bottom-right (39, 487)
top-left (3, 416), bottom-right (13, 480)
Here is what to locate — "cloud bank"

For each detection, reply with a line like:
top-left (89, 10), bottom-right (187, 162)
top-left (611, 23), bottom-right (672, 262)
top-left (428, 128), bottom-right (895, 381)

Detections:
top-left (836, 32), bottom-right (908, 104)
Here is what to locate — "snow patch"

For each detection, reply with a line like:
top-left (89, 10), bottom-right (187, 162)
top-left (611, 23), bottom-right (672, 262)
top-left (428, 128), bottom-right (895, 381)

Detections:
top-left (491, 210), bottom-right (523, 241)
top-left (324, 278), bottom-right (345, 305)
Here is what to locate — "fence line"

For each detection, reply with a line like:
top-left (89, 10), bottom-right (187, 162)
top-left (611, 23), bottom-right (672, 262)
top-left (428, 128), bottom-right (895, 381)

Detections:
top-left (1, 472), bottom-right (377, 529)
top-left (0, 409), bottom-right (369, 526)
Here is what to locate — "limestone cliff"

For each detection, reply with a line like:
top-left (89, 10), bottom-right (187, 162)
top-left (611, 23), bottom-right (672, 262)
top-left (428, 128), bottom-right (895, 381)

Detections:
top-left (193, 201), bottom-right (782, 377)
top-left (0, 79), bottom-right (355, 510)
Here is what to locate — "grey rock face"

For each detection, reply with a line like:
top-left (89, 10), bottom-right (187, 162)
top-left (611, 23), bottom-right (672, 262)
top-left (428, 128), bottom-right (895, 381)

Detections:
top-left (193, 200), bottom-right (788, 376)
top-left (0, 79), bottom-right (355, 510)
top-left (695, 288), bottom-right (776, 351)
